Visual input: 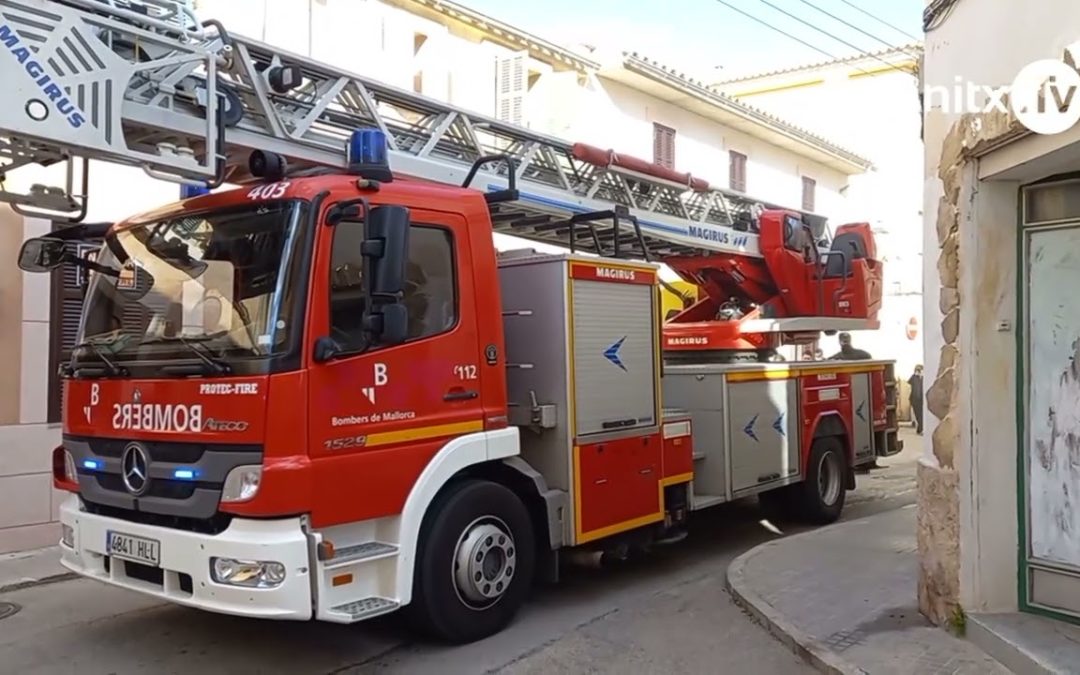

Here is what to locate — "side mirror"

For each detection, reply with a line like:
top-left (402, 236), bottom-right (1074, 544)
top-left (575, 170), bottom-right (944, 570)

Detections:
top-left (363, 205), bottom-right (410, 298)
top-left (363, 303), bottom-right (408, 345)
top-left (18, 237), bottom-right (67, 272)
top-left (362, 205), bottom-right (410, 346)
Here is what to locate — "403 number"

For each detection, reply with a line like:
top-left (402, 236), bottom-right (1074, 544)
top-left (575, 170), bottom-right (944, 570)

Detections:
top-left (246, 181), bottom-right (291, 200)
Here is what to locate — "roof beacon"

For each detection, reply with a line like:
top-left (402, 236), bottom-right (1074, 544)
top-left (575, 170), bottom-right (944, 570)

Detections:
top-left (347, 128), bottom-right (393, 183)
top-left (180, 183), bottom-right (210, 199)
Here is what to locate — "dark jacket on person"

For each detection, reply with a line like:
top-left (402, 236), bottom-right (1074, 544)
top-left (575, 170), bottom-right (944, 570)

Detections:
top-left (829, 345), bottom-right (872, 360)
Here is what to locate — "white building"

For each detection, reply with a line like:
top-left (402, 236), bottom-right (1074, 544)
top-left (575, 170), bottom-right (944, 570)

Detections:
top-left (920, 0), bottom-right (1080, 664)
top-left (711, 45), bottom-right (925, 374)
top-left (0, 0), bottom-right (869, 553)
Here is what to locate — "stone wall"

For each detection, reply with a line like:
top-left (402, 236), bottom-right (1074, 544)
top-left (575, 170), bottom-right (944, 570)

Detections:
top-left (917, 109), bottom-right (1025, 625)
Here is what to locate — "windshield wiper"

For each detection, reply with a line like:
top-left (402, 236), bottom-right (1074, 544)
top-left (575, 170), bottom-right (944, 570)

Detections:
top-left (71, 339), bottom-right (128, 377)
top-left (150, 335), bottom-right (232, 375)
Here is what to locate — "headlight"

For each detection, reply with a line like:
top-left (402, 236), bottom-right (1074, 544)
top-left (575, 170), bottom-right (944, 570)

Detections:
top-left (210, 557), bottom-right (286, 588)
top-left (61, 524), bottom-right (74, 548)
top-left (64, 451), bottom-right (77, 483)
top-left (221, 465), bottom-right (261, 503)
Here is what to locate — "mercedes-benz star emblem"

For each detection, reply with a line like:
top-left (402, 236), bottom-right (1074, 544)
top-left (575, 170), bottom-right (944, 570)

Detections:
top-left (121, 443), bottom-right (150, 496)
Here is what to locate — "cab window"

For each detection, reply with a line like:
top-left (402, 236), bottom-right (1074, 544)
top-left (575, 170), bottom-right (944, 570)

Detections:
top-left (329, 221), bottom-right (457, 351)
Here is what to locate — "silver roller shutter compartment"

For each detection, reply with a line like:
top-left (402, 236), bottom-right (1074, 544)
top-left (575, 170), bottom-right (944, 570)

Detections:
top-left (571, 278), bottom-right (657, 437)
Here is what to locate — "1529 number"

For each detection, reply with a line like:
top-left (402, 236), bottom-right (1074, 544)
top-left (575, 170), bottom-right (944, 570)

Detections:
top-left (324, 435), bottom-right (367, 450)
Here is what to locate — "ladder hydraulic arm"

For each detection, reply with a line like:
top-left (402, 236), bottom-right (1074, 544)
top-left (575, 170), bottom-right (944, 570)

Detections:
top-left (0, 0), bottom-right (828, 260)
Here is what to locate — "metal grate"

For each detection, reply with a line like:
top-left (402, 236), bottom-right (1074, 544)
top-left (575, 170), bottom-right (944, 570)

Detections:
top-left (331, 542), bottom-right (398, 564)
top-left (331, 597), bottom-right (399, 621)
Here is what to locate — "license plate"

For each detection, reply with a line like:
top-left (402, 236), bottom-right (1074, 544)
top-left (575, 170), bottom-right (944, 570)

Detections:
top-left (106, 531), bottom-right (161, 567)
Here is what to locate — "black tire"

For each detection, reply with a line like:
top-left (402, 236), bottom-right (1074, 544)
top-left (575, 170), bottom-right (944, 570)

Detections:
top-left (795, 436), bottom-right (847, 524)
top-left (407, 479), bottom-right (535, 643)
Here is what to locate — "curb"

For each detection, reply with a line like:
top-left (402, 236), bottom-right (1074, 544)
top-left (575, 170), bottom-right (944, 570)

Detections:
top-left (0, 571), bottom-right (78, 595)
top-left (724, 508), bottom-right (914, 675)
top-left (0, 546), bottom-right (77, 595)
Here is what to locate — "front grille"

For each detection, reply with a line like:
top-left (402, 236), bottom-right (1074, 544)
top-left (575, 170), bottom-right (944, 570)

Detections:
top-left (64, 435), bottom-right (262, 527)
top-left (84, 437), bottom-right (260, 464)
top-left (85, 499), bottom-right (234, 535)
top-left (93, 473), bottom-right (198, 500)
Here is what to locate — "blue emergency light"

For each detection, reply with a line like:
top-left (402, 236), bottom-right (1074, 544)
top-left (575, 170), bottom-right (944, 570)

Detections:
top-left (172, 468), bottom-right (199, 481)
top-left (180, 183), bottom-right (210, 199)
top-left (82, 459), bottom-right (102, 471)
top-left (346, 128), bottom-right (393, 182)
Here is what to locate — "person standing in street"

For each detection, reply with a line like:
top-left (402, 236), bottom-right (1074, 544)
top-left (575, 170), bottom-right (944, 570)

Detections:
top-left (908, 364), bottom-right (924, 434)
top-left (829, 332), bottom-right (872, 360)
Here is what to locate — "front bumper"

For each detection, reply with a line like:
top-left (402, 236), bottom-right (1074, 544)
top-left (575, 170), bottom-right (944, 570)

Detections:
top-left (58, 495), bottom-right (314, 620)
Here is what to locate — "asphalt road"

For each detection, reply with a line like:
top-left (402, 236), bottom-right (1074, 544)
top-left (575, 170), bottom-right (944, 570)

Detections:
top-left (0, 430), bottom-right (921, 675)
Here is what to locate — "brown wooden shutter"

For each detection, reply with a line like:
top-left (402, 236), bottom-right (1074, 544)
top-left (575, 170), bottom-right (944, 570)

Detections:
top-left (653, 123), bottom-right (675, 169)
top-left (729, 151), bottom-right (747, 192)
top-left (802, 176), bottom-right (816, 212)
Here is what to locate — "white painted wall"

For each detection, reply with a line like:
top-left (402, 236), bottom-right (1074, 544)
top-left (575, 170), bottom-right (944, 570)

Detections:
top-left (923, 0), bottom-right (1080, 451)
top-left (566, 77), bottom-right (850, 218)
top-left (717, 62), bottom-right (925, 376)
top-left (922, 0), bottom-right (1080, 614)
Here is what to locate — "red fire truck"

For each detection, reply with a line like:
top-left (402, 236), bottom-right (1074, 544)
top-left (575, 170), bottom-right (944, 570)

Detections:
top-left (6, 0), bottom-right (899, 643)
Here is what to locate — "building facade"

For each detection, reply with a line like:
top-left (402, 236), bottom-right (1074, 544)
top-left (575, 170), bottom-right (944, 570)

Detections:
top-left (920, 0), bottom-right (1080, 630)
top-left (0, 0), bottom-right (869, 552)
top-left (712, 46), bottom-right (925, 375)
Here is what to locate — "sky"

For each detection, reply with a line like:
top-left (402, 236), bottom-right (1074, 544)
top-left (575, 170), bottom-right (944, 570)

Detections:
top-left (461, 0), bottom-right (922, 80)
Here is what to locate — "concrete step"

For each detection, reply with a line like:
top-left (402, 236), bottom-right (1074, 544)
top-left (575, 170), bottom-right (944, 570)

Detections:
top-left (968, 612), bottom-right (1080, 675)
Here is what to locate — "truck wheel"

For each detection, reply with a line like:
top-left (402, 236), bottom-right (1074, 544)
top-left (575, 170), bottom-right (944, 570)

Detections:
top-left (408, 479), bottom-right (535, 643)
top-left (797, 436), bottom-right (847, 524)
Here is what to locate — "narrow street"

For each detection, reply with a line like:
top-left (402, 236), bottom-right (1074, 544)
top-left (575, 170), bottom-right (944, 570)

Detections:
top-left (0, 431), bottom-right (920, 675)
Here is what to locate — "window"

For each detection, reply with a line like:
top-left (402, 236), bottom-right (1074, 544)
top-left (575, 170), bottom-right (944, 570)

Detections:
top-left (802, 176), bottom-right (816, 212)
top-left (496, 51), bottom-right (527, 125)
top-left (653, 123), bottom-right (676, 169)
top-left (413, 32), bottom-right (427, 94)
top-left (729, 151), bottom-right (747, 192)
top-left (329, 222), bottom-right (457, 352)
top-left (77, 202), bottom-right (308, 359)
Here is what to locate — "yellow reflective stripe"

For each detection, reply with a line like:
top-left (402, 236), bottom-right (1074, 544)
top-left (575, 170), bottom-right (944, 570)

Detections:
top-left (365, 419), bottom-right (484, 448)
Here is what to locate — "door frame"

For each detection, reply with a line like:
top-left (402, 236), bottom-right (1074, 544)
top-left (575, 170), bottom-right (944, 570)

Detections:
top-left (1016, 175), bottom-right (1080, 623)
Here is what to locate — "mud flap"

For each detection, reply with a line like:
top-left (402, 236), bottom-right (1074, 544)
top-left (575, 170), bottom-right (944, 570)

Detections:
top-left (536, 547), bottom-right (560, 585)
top-left (846, 465), bottom-right (857, 490)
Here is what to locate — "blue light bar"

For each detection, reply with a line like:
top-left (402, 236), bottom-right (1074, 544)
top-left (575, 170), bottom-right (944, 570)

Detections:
top-left (180, 183), bottom-right (210, 199)
top-left (82, 459), bottom-right (102, 471)
top-left (173, 468), bottom-right (198, 481)
top-left (346, 128), bottom-right (393, 181)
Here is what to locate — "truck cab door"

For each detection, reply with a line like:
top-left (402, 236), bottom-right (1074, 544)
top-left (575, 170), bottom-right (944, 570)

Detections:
top-left (306, 207), bottom-right (484, 524)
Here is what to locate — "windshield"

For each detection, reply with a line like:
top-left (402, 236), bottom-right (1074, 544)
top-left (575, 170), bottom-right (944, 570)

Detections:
top-left (75, 200), bottom-right (309, 369)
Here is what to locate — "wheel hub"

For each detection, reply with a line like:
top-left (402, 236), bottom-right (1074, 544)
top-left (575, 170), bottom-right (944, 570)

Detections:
top-left (818, 450), bottom-right (841, 507)
top-left (453, 519), bottom-right (516, 608)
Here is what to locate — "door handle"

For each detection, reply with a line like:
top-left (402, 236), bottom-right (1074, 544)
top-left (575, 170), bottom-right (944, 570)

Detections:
top-left (444, 389), bottom-right (479, 401)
